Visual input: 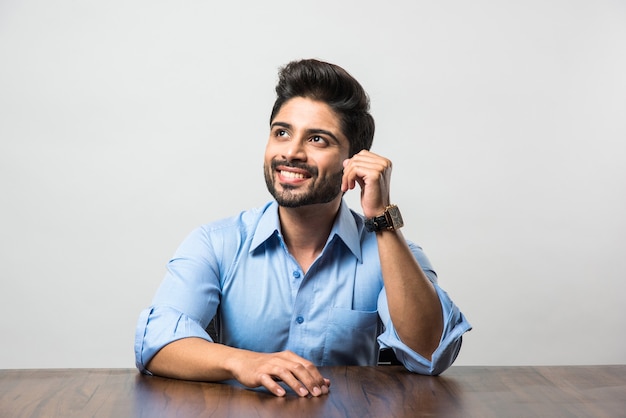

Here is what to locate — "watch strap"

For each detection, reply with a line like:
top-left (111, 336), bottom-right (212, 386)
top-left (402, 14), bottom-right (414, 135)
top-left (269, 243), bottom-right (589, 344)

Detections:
top-left (364, 205), bottom-right (403, 232)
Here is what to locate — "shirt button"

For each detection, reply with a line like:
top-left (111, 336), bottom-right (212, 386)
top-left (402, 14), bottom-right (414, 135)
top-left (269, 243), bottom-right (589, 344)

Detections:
top-left (296, 316), bottom-right (304, 324)
top-left (292, 271), bottom-right (301, 279)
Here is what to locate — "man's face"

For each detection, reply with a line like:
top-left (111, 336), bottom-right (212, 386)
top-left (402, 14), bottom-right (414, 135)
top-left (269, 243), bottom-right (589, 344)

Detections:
top-left (264, 97), bottom-right (350, 208)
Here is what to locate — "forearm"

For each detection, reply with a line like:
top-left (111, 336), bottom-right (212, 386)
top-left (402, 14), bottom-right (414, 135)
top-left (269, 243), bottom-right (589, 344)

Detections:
top-left (147, 337), bottom-right (240, 382)
top-left (147, 337), bottom-right (330, 397)
top-left (376, 230), bottom-right (443, 360)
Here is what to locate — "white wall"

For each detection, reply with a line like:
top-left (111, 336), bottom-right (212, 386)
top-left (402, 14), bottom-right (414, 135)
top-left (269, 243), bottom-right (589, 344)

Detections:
top-left (1, 0), bottom-right (624, 369)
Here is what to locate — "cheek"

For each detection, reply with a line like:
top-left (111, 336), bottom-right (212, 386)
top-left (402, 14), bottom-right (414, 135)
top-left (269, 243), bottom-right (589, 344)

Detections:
top-left (328, 156), bottom-right (347, 174)
top-left (264, 138), bottom-right (286, 159)
top-left (264, 142), bottom-right (276, 162)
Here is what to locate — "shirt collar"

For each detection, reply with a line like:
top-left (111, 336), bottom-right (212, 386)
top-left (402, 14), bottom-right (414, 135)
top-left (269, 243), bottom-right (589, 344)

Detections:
top-left (250, 201), bottom-right (281, 251)
top-left (250, 200), bottom-right (363, 262)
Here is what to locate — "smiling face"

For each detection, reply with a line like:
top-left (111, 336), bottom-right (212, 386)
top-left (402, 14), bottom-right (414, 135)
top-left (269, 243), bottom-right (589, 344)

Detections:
top-left (264, 97), bottom-right (350, 208)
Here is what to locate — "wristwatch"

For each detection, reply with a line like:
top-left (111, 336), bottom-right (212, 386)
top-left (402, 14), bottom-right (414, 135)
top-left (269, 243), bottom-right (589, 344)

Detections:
top-left (364, 204), bottom-right (404, 232)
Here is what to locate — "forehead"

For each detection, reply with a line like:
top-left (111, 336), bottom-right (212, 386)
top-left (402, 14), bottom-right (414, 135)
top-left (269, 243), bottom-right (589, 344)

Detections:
top-left (272, 97), bottom-right (345, 138)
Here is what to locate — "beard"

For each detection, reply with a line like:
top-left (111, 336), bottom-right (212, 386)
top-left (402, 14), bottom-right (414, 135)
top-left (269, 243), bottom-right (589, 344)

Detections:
top-left (264, 160), bottom-right (343, 208)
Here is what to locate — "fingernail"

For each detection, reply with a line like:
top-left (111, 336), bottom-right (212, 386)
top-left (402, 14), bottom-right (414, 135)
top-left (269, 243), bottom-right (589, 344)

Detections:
top-left (321, 385), bottom-right (329, 394)
top-left (299, 387), bottom-right (309, 397)
top-left (312, 386), bottom-right (322, 396)
top-left (276, 387), bottom-right (286, 396)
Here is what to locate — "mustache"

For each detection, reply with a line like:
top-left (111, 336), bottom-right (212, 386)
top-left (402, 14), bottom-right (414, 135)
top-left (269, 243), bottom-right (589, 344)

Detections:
top-left (270, 160), bottom-right (319, 176)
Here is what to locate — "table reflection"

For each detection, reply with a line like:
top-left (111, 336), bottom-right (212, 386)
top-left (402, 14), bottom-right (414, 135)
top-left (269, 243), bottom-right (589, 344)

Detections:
top-left (134, 367), bottom-right (462, 417)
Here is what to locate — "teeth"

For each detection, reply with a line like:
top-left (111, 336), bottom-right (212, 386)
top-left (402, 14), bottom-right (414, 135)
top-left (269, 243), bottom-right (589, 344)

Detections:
top-left (281, 170), bottom-right (306, 179)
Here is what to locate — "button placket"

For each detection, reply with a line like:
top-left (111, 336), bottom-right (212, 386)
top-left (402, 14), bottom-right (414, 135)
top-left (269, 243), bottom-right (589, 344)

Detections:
top-left (293, 269), bottom-right (304, 325)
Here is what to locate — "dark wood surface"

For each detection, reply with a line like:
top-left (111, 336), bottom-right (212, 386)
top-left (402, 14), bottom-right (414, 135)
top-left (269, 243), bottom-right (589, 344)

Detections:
top-left (1, 365), bottom-right (625, 417)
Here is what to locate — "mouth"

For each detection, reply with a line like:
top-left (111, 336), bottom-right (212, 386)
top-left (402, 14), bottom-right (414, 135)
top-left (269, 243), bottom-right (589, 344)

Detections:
top-left (273, 161), bottom-right (314, 184)
top-left (276, 167), bottom-right (312, 184)
top-left (278, 168), bottom-right (310, 180)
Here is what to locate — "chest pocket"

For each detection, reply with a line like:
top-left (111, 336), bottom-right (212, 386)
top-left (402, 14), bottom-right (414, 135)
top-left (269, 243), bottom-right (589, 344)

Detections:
top-left (323, 307), bottom-right (379, 365)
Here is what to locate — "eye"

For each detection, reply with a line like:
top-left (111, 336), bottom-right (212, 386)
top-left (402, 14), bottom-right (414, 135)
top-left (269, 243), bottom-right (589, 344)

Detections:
top-left (309, 135), bottom-right (328, 146)
top-left (274, 129), bottom-right (290, 140)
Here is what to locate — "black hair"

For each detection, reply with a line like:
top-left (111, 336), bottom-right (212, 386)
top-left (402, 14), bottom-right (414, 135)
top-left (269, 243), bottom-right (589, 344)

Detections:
top-left (270, 59), bottom-right (375, 157)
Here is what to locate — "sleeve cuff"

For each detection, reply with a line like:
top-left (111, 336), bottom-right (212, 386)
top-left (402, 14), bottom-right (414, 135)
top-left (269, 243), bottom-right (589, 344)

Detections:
top-left (377, 285), bottom-right (472, 375)
top-left (134, 305), bottom-right (213, 374)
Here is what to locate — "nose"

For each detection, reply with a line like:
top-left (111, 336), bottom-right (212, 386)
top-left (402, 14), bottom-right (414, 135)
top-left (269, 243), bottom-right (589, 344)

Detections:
top-left (282, 136), bottom-right (306, 162)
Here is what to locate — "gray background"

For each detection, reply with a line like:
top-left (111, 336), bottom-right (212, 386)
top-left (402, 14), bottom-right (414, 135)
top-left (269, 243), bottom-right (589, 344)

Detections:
top-left (1, 0), bottom-right (625, 369)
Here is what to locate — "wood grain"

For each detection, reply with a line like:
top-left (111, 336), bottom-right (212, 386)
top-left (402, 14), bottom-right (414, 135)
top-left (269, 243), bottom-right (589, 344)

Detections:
top-left (1, 366), bottom-right (624, 417)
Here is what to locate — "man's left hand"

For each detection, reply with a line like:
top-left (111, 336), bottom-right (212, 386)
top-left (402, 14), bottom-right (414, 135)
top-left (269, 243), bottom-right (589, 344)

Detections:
top-left (341, 150), bottom-right (393, 218)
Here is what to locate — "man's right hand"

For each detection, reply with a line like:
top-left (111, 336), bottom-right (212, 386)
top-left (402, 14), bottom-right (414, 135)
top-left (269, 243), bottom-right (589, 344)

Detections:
top-left (147, 338), bottom-right (330, 397)
top-left (227, 349), bottom-right (330, 397)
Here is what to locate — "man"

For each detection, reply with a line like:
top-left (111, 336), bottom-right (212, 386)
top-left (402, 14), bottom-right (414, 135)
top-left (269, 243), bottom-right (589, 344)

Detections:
top-left (134, 59), bottom-right (471, 398)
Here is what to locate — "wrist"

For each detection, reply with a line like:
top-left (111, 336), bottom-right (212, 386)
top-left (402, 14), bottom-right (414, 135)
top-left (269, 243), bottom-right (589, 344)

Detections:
top-left (364, 204), bottom-right (404, 232)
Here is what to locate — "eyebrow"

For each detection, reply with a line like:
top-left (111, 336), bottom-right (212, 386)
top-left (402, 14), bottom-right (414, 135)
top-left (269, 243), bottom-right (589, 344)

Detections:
top-left (271, 122), bottom-right (341, 145)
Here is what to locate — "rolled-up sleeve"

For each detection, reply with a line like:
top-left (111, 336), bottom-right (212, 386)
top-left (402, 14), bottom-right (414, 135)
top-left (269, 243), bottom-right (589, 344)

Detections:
top-left (134, 305), bottom-right (214, 374)
top-left (134, 226), bottom-right (223, 374)
top-left (376, 241), bottom-right (472, 375)
top-left (377, 285), bottom-right (471, 375)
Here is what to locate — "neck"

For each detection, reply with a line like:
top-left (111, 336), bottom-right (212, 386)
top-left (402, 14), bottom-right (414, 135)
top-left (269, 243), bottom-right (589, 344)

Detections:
top-left (278, 198), bottom-right (342, 273)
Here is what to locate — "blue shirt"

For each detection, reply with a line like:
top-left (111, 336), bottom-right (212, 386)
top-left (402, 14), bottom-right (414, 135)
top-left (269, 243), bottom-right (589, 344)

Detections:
top-left (135, 200), bottom-right (471, 375)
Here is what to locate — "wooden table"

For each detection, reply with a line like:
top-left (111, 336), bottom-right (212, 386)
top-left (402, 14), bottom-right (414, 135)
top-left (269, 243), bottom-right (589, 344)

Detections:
top-left (1, 365), bottom-right (625, 417)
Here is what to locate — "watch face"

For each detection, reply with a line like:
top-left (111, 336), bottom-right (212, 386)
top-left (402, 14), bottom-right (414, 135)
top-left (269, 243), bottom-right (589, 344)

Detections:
top-left (387, 206), bottom-right (404, 229)
top-left (366, 205), bottom-right (403, 232)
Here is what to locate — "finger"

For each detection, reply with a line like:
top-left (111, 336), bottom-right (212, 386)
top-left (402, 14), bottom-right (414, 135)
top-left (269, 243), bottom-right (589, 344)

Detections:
top-left (350, 159), bottom-right (390, 176)
top-left (349, 151), bottom-right (392, 172)
top-left (344, 162), bottom-right (379, 195)
top-left (274, 368), bottom-right (312, 397)
top-left (277, 354), bottom-right (329, 397)
top-left (341, 159), bottom-right (355, 192)
top-left (289, 362), bottom-right (329, 397)
top-left (259, 373), bottom-right (287, 397)
top-left (344, 156), bottom-right (388, 181)
top-left (341, 158), bottom-right (364, 192)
